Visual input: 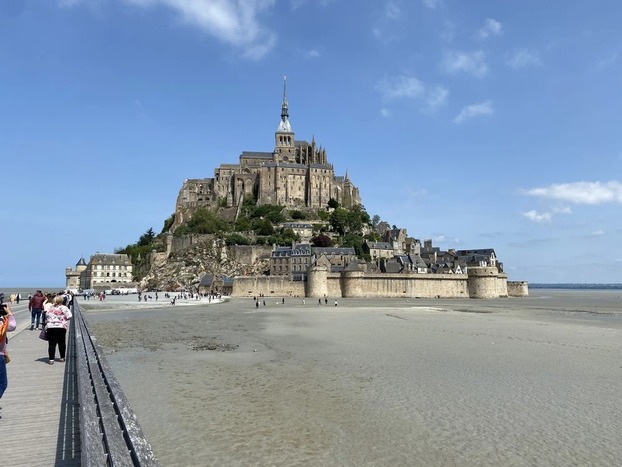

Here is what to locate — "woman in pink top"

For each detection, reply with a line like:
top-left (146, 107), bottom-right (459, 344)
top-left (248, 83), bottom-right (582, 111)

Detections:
top-left (1, 300), bottom-right (17, 411)
top-left (45, 295), bottom-right (72, 365)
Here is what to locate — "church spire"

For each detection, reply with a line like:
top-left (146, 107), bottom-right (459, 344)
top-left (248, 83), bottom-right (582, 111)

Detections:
top-left (282, 75), bottom-right (288, 118)
top-left (276, 76), bottom-right (292, 134)
top-left (275, 76), bottom-right (294, 157)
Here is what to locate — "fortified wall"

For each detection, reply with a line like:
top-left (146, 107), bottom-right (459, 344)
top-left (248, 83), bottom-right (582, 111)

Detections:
top-left (233, 266), bottom-right (528, 299)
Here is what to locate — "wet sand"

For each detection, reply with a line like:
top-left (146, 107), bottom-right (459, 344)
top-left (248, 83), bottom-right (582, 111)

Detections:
top-left (82, 291), bottom-right (622, 466)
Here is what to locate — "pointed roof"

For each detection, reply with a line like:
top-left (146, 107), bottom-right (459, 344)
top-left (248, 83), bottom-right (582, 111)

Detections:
top-left (276, 76), bottom-right (293, 133)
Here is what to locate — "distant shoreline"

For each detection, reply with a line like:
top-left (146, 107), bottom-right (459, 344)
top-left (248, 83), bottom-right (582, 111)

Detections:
top-left (529, 283), bottom-right (622, 290)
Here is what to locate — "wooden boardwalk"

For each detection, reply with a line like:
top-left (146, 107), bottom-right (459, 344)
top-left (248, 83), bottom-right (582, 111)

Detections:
top-left (0, 302), bottom-right (81, 466)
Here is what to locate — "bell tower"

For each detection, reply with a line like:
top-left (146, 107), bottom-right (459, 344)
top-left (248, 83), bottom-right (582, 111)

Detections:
top-left (274, 76), bottom-right (295, 161)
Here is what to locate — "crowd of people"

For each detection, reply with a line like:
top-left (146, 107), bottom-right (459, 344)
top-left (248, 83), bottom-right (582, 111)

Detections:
top-left (0, 290), bottom-right (74, 418)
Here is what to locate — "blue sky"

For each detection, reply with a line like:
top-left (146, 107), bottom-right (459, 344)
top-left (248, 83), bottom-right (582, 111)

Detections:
top-left (1, 0), bottom-right (621, 287)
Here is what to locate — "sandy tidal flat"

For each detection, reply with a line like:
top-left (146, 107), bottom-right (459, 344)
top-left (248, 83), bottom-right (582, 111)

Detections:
top-left (82, 291), bottom-right (622, 466)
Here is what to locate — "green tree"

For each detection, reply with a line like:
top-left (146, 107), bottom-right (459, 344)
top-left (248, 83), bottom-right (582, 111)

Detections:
top-left (225, 233), bottom-right (250, 245)
top-left (177, 207), bottom-right (231, 235)
top-left (281, 228), bottom-right (300, 245)
top-left (327, 198), bottom-right (339, 209)
top-left (341, 233), bottom-right (365, 257)
top-left (138, 228), bottom-right (155, 247)
top-left (329, 208), bottom-right (349, 235)
top-left (317, 209), bottom-right (329, 221)
top-left (311, 233), bottom-right (332, 247)
top-left (162, 214), bottom-right (175, 233)
top-left (253, 218), bottom-right (274, 236)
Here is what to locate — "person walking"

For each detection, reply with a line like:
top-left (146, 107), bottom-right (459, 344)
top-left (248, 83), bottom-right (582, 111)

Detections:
top-left (1, 299), bottom-right (17, 416)
top-left (28, 290), bottom-right (46, 331)
top-left (45, 295), bottom-right (72, 365)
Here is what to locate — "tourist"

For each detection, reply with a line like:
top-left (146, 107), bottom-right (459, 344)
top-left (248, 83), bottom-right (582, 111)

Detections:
top-left (0, 299), bottom-right (17, 413)
top-left (45, 295), bottom-right (72, 365)
top-left (28, 290), bottom-right (46, 331)
top-left (42, 293), bottom-right (54, 329)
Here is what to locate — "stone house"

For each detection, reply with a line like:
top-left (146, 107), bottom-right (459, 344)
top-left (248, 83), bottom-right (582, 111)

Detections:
top-left (456, 249), bottom-right (498, 268)
top-left (363, 241), bottom-right (394, 261)
top-left (312, 247), bottom-right (357, 272)
top-left (281, 222), bottom-right (314, 241)
top-left (270, 243), bottom-right (313, 281)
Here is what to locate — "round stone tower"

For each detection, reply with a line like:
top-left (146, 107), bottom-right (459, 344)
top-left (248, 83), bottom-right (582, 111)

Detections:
top-left (306, 265), bottom-right (328, 298)
top-left (342, 270), bottom-right (365, 298)
top-left (467, 266), bottom-right (500, 298)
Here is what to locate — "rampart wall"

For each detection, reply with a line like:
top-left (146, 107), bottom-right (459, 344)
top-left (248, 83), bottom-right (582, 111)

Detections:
top-left (233, 276), bottom-right (305, 297)
top-left (232, 267), bottom-right (527, 299)
top-left (507, 281), bottom-right (529, 297)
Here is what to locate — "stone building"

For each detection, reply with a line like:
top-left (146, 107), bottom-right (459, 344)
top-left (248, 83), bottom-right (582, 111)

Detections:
top-left (281, 222), bottom-right (314, 241)
top-left (270, 243), bottom-right (313, 281)
top-left (65, 253), bottom-right (134, 291)
top-left (174, 79), bottom-right (361, 230)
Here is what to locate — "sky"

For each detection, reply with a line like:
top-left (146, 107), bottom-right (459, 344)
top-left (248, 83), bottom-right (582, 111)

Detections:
top-left (1, 0), bottom-right (621, 287)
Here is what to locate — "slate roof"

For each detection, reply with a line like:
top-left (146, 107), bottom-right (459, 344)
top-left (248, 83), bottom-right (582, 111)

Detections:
top-left (89, 253), bottom-right (131, 265)
top-left (366, 242), bottom-right (393, 250)
top-left (456, 249), bottom-right (496, 257)
top-left (313, 247), bottom-right (356, 256)
top-left (241, 151), bottom-right (273, 159)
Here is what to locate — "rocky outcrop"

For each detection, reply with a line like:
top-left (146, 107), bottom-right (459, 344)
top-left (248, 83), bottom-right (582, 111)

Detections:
top-left (138, 237), bottom-right (269, 291)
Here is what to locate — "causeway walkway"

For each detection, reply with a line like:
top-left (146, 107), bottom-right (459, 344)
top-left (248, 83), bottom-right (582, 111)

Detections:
top-left (0, 302), bottom-right (81, 466)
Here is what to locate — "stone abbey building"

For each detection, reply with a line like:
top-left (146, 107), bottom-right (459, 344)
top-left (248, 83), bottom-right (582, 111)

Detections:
top-left (66, 253), bottom-right (134, 291)
top-left (174, 79), bottom-right (361, 228)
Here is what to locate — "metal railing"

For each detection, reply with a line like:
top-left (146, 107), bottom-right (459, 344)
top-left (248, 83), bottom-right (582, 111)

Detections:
top-left (72, 300), bottom-right (159, 466)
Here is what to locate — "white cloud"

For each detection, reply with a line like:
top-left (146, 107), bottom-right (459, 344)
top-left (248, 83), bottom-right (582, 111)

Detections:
top-left (376, 75), bottom-right (448, 112)
top-left (425, 85), bottom-right (449, 110)
top-left (552, 206), bottom-right (572, 214)
top-left (478, 18), bottom-right (502, 39)
top-left (385, 1), bottom-right (400, 19)
top-left (523, 181), bottom-right (622, 205)
top-left (522, 210), bottom-right (552, 224)
top-left (119, 0), bottom-right (277, 60)
top-left (305, 48), bottom-right (320, 58)
top-left (506, 49), bottom-right (541, 69)
top-left (592, 230), bottom-right (604, 236)
top-left (453, 100), bottom-right (493, 123)
top-left (380, 108), bottom-right (391, 118)
top-left (377, 75), bottom-right (425, 99)
top-left (422, 0), bottom-right (441, 9)
top-left (442, 50), bottom-right (488, 78)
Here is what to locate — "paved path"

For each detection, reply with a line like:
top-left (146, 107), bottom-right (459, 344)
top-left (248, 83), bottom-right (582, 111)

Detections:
top-left (0, 303), bottom-right (81, 466)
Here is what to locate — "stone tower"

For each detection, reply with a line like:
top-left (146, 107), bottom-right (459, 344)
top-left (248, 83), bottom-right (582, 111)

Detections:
top-left (274, 77), bottom-right (295, 162)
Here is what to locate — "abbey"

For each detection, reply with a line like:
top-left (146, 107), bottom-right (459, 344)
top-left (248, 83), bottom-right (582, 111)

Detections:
top-left (174, 79), bottom-right (361, 228)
